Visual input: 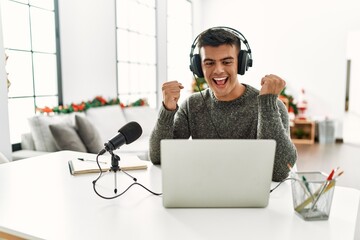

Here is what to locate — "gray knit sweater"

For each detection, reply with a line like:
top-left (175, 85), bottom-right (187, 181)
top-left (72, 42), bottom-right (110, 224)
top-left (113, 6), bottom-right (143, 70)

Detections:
top-left (149, 84), bottom-right (297, 181)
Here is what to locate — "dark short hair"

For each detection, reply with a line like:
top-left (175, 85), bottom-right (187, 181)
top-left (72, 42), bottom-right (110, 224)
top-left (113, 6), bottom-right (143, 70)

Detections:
top-left (197, 28), bottom-right (241, 50)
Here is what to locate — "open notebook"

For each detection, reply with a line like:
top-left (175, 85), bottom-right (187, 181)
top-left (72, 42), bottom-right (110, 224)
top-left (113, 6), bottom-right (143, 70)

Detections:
top-left (68, 154), bottom-right (148, 175)
top-left (161, 139), bottom-right (276, 208)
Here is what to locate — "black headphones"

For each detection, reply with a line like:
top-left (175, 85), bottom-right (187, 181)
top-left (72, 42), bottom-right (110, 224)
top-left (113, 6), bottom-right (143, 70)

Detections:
top-left (189, 26), bottom-right (253, 78)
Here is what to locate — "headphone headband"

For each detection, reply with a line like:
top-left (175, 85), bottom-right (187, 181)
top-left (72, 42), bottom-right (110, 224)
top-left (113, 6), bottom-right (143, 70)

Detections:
top-left (189, 26), bottom-right (253, 77)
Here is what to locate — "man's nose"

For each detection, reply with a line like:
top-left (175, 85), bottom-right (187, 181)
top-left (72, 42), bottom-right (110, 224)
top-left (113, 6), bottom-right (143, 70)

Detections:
top-left (213, 62), bottom-right (225, 74)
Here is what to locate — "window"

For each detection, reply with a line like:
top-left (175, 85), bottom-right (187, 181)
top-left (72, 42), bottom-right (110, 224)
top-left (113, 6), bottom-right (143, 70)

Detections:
top-left (1, 0), bottom-right (60, 144)
top-left (115, 0), bottom-right (157, 107)
top-left (167, 0), bottom-right (193, 103)
top-left (115, 0), bottom-right (193, 108)
top-left (2, 0), bottom-right (192, 144)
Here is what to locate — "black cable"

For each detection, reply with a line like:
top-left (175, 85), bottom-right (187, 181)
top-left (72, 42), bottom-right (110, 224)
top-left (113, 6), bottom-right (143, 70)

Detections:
top-left (92, 181), bottom-right (162, 200)
top-left (92, 152), bottom-right (162, 199)
top-left (269, 177), bottom-right (298, 193)
top-left (194, 75), bottom-right (222, 139)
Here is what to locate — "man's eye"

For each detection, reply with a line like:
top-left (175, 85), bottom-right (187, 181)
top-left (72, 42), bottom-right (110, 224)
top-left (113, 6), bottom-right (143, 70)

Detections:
top-left (204, 61), bottom-right (214, 66)
top-left (223, 60), bottom-right (233, 65)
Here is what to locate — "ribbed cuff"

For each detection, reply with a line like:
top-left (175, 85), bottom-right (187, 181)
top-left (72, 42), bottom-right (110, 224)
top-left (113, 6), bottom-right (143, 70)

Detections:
top-left (158, 103), bottom-right (177, 125)
top-left (257, 94), bottom-right (279, 111)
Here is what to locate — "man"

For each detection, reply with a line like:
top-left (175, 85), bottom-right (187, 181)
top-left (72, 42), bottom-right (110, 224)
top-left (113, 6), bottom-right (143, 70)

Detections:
top-left (149, 27), bottom-right (297, 181)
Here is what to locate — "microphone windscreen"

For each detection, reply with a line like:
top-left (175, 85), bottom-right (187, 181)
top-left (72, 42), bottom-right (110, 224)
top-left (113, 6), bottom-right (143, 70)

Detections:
top-left (118, 121), bottom-right (142, 144)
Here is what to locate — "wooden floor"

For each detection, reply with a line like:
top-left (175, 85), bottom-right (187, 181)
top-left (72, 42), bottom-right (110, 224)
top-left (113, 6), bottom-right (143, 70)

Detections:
top-left (295, 142), bottom-right (360, 190)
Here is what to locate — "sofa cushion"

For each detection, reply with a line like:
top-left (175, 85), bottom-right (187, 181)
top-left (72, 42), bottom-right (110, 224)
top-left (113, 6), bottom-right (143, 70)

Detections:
top-left (28, 115), bottom-right (72, 152)
top-left (122, 106), bottom-right (157, 136)
top-left (75, 115), bottom-right (103, 154)
top-left (0, 152), bottom-right (9, 164)
top-left (27, 113), bottom-right (86, 152)
top-left (49, 123), bottom-right (87, 152)
top-left (21, 132), bottom-right (36, 150)
top-left (85, 105), bottom-right (127, 143)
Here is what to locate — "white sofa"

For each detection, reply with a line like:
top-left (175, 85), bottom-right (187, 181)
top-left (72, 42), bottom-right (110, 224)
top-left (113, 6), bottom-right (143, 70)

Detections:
top-left (12, 105), bottom-right (158, 161)
top-left (0, 152), bottom-right (10, 164)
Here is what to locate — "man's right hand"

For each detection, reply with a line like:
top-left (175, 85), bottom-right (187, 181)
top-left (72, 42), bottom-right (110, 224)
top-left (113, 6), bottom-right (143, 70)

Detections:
top-left (162, 81), bottom-right (184, 110)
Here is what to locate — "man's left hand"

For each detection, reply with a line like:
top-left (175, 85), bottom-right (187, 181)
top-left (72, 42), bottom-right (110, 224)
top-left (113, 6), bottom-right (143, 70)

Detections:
top-left (260, 74), bottom-right (286, 95)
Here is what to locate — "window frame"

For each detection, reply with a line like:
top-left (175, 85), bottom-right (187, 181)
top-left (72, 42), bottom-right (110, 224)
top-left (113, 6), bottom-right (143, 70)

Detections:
top-left (1, 0), bottom-right (62, 145)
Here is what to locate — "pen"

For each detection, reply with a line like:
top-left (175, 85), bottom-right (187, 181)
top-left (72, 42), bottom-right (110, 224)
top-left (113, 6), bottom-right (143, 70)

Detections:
top-left (295, 180), bottom-right (336, 212)
top-left (287, 163), bottom-right (295, 177)
top-left (327, 168), bottom-right (335, 181)
top-left (77, 158), bottom-right (107, 164)
top-left (302, 175), bottom-right (315, 200)
top-left (310, 169), bottom-right (335, 210)
top-left (295, 168), bottom-right (344, 212)
top-left (287, 163), bottom-right (293, 171)
top-left (334, 170), bottom-right (344, 179)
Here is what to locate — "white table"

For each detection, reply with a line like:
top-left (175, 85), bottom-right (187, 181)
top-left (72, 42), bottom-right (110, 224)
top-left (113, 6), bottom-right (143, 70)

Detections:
top-left (0, 150), bottom-right (359, 240)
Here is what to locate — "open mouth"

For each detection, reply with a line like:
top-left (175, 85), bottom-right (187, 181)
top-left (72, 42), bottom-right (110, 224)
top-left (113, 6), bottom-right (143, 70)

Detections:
top-left (213, 77), bottom-right (228, 86)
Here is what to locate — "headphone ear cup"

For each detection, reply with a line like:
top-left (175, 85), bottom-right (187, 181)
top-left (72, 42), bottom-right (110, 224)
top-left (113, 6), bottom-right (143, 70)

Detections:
top-left (238, 50), bottom-right (249, 75)
top-left (190, 54), bottom-right (204, 78)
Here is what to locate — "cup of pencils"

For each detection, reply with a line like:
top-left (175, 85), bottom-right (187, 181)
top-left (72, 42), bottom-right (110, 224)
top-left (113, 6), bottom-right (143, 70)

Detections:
top-left (290, 169), bottom-right (342, 221)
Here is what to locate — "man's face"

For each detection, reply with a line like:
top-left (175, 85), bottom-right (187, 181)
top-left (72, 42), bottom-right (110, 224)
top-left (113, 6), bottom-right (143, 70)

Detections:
top-left (200, 44), bottom-right (242, 101)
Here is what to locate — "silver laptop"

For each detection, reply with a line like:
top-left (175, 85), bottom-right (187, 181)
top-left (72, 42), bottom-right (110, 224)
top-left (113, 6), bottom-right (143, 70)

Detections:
top-left (161, 139), bottom-right (276, 208)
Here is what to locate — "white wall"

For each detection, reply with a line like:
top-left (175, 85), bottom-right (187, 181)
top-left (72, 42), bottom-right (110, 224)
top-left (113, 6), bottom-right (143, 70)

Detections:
top-left (0, 3), bottom-right (12, 160)
top-left (58, 0), bottom-right (117, 104)
top-left (195, 0), bottom-right (360, 138)
top-left (156, 0), bottom-right (167, 108)
top-left (347, 31), bottom-right (360, 115)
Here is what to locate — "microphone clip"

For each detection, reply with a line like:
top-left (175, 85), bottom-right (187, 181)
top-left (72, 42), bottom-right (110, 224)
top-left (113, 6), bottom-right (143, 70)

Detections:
top-left (110, 151), bottom-right (120, 173)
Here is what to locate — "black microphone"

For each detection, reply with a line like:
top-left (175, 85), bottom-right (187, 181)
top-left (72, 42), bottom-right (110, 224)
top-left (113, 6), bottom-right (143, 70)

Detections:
top-left (104, 121), bottom-right (142, 152)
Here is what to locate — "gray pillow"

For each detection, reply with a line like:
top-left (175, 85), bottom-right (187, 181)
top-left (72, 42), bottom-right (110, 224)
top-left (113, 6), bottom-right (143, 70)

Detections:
top-left (75, 115), bottom-right (103, 154)
top-left (49, 124), bottom-right (87, 152)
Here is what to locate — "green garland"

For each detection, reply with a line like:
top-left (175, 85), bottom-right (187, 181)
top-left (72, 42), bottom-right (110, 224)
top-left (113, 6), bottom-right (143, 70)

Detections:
top-left (36, 96), bottom-right (148, 114)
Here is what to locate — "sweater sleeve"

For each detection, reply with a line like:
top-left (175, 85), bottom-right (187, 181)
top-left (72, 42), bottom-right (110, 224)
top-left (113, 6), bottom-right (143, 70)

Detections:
top-left (257, 94), bottom-right (298, 181)
top-left (148, 104), bottom-right (177, 164)
top-left (149, 100), bottom-right (192, 164)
